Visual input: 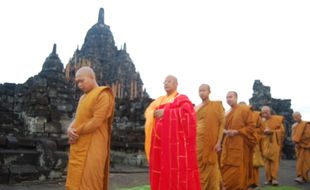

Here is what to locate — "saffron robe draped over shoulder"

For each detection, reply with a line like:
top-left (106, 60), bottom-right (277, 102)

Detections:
top-left (66, 87), bottom-right (115, 190)
top-left (292, 121), bottom-right (310, 181)
top-left (221, 104), bottom-right (256, 190)
top-left (261, 115), bottom-right (285, 182)
top-left (149, 94), bottom-right (201, 190)
top-left (196, 101), bottom-right (224, 190)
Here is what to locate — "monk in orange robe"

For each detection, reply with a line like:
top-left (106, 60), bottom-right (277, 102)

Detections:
top-left (260, 106), bottom-right (285, 186)
top-left (66, 66), bottom-right (115, 190)
top-left (144, 75), bottom-right (201, 190)
top-left (221, 91), bottom-right (256, 190)
top-left (195, 84), bottom-right (224, 190)
top-left (291, 111), bottom-right (310, 184)
top-left (249, 110), bottom-right (264, 189)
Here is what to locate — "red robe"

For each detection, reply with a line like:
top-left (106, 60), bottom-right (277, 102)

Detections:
top-left (149, 94), bottom-right (201, 190)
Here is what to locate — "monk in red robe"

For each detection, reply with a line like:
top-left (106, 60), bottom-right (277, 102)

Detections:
top-left (145, 75), bottom-right (201, 190)
top-left (66, 66), bottom-right (115, 190)
top-left (291, 111), bottom-right (310, 184)
top-left (221, 91), bottom-right (256, 190)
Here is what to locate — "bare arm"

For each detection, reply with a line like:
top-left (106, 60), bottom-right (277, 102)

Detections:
top-left (215, 103), bottom-right (225, 151)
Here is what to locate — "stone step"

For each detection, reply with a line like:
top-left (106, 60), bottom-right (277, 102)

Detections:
top-left (0, 148), bottom-right (39, 166)
top-left (0, 149), bottom-right (69, 184)
top-left (0, 164), bottom-right (39, 184)
top-left (9, 165), bottom-right (39, 183)
top-left (111, 141), bottom-right (144, 150)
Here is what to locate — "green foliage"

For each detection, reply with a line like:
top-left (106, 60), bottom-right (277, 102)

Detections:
top-left (119, 185), bottom-right (303, 190)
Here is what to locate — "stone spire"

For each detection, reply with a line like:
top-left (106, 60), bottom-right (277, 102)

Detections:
top-left (42, 44), bottom-right (64, 72)
top-left (66, 7), bottom-right (146, 99)
top-left (123, 43), bottom-right (127, 52)
top-left (98, 8), bottom-right (104, 25)
top-left (51, 43), bottom-right (56, 55)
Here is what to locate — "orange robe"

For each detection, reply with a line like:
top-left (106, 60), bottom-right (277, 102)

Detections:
top-left (195, 101), bottom-right (224, 190)
top-left (144, 91), bottom-right (178, 161)
top-left (221, 104), bottom-right (256, 190)
top-left (292, 121), bottom-right (310, 181)
top-left (66, 87), bottom-right (115, 190)
top-left (250, 111), bottom-right (264, 187)
top-left (261, 115), bottom-right (285, 182)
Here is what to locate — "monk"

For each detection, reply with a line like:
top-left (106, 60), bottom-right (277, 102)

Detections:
top-left (221, 91), bottom-right (256, 190)
top-left (195, 84), bottom-right (225, 190)
top-left (144, 75), bottom-right (201, 190)
top-left (291, 111), bottom-right (310, 184)
top-left (66, 66), bottom-right (115, 190)
top-left (249, 110), bottom-right (264, 189)
top-left (260, 106), bottom-right (285, 186)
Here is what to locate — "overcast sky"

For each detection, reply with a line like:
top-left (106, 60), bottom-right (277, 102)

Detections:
top-left (0, 0), bottom-right (310, 120)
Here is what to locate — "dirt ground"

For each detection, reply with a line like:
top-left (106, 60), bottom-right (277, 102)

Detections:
top-left (0, 159), bottom-right (309, 190)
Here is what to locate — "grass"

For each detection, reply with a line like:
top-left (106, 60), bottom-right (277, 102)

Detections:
top-left (119, 185), bottom-right (150, 190)
top-left (262, 185), bottom-right (303, 190)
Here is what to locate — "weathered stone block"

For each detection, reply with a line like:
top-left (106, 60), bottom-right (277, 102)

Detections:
top-left (9, 165), bottom-right (39, 183)
top-left (0, 166), bottom-right (9, 184)
top-left (36, 139), bottom-right (57, 170)
top-left (44, 122), bottom-right (61, 134)
top-left (6, 136), bottom-right (18, 149)
top-left (53, 151), bottom-right (68, 170)
top-left (0, 149), bottom-right (39, 165)
top-left (24, 116), bottom-right (46, 133)
top-left (0, 136), bottom-right (7, 147)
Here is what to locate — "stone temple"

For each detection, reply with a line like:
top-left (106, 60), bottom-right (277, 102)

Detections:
top-left (65, 8), bottom-right (146, 100)
top-left (0, 8), bottom-right (151, 183)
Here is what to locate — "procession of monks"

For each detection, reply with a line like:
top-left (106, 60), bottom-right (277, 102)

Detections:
top-left (144, 75), bottom-right (310, 190)
top-left (64, 68), bottom-right (309, 190)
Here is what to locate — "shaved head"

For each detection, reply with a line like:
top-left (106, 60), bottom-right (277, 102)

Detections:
top-left (199, 84), bottom-right (210, 92)
top-left (261, 106), bottom-right (272, 119)
top-left (199, 84), bottom-right (211, 102)
top-left (75, 66), bottom-right (98, 93)
top-left (226, 91), bottom-right (238, 107)
top-left (293, 111), bottom-right (302, 122)
top-left (261, 106), bottom-right (271, 113)
top-left (293, 111), bottom-right (301, 117)
top-left (165, 75), bottom-right (178, 84)
top-left (76, 66), bottom-right (96, 79)
top-left (164, 75), bottom-right (178, 95)
top-left (239, 101), bottom-right (247, 105)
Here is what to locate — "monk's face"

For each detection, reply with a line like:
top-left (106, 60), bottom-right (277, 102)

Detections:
top-left (293, 113), bottom-right (301, 122)
top-left (75, 74), bottom-right (95, 93)
top-left (226, 91), bottom-right (237, 107)
top-left (261, 107), bottom-right (271, 119)
top-left (199, 85), bottom-right (210, 101)
top-left (164, 76), bottom-right (177, 94)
